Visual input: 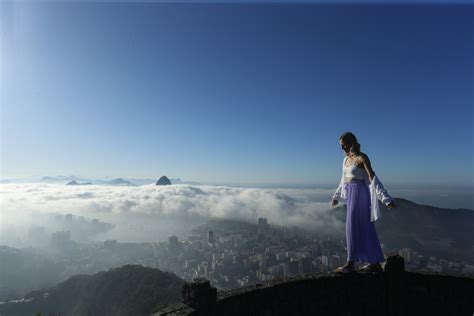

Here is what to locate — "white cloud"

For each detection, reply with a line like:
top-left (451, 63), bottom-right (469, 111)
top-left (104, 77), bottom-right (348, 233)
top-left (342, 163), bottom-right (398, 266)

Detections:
top-left (0, 183), bottom-right (343, 243)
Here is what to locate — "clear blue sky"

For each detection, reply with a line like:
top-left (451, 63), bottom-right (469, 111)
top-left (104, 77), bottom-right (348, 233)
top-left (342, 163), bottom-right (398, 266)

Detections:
top-left (1, 2), bottom-right (473, 186)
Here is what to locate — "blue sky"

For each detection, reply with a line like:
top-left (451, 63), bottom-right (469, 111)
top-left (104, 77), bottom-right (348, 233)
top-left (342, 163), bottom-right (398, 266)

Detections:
top-left (1, 2), bottom-right (473, 187)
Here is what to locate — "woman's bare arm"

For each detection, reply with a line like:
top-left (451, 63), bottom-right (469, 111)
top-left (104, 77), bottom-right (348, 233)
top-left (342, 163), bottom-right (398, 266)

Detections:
top-left (360, 153), bottom-right (396, 209)
top-left (360, 153), bottom-right (375, 183)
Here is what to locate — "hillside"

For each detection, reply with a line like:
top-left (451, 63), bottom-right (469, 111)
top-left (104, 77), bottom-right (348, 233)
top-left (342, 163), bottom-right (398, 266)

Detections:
top-left (0, 265), bottom-right (185, 316)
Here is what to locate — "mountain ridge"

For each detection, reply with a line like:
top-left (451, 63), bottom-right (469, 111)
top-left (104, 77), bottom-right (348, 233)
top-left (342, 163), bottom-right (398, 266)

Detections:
top-left (0, 265), bottom-right (185, 316)
top-left (331, 197), bottom-right (474, 261)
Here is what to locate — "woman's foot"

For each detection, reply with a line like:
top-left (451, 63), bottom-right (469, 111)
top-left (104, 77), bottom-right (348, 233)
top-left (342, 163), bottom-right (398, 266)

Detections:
top-left (360, 263), bottom-right (383, 272)
top-left (333, 261), bottom-right (356, 273)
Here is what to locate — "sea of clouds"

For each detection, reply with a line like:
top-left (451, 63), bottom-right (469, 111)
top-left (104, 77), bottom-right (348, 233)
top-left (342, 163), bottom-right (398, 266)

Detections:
top-left (0, 183), bottom-right (344, 245)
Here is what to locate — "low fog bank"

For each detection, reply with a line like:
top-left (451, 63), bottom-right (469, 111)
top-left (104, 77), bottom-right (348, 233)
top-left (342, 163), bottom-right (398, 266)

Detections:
top-left (0, 183), bottom-right (341, 247)
top-left (1, 182), bottom-right (472, 248)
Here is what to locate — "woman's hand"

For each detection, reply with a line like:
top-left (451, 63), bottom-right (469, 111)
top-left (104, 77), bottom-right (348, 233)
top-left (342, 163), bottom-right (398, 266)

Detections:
top-left (331, 199), bottom-right (338, 208)
top-left (387, 201), bottom-right (396, 210)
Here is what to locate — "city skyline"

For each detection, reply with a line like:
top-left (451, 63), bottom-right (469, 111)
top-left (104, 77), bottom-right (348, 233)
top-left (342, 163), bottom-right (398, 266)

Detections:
top-left (1, 2), bottom-right (473, 187)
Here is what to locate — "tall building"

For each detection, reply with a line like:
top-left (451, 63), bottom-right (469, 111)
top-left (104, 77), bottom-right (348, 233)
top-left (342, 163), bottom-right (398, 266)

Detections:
top-left (299, 257), bottom-right (313, 274)
top-left (321, 255), bottom-right (329, 270)
top-left (258, 217), bottom-right (270, 232)
top-left (168, 235), bottom-right (178, 251)
top-left (208, 231), bottom-right (214, 244)
top-left (259, 254), bottom-right (268, 269)
top-left (202, 261), bottom-right (209, 278)
top-left (284, 259), bottom-right (299, 277)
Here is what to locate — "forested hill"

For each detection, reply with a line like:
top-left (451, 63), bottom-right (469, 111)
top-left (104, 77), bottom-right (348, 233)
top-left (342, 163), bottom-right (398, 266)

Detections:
top-left (0, 265), bottom-right (185, 316)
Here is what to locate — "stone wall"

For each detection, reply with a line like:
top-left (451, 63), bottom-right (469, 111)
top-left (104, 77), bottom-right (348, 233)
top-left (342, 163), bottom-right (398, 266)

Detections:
top-left (155, 256), bottom-right (474, 316)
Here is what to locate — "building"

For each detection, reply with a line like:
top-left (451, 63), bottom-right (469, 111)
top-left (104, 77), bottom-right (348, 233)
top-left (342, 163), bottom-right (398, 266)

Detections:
top-left (50, 230), bottom-right (73, 252)
top-left (258, 217), bottom-right (270, 232)
top-left (398, 248), bottom-right (412, 263)
top-left (321, 255), bottom-right (329, 270)
top-left (168, 235), bottom-right (179, 251)
top-left (103, 239), bottom-right (118, 250)
top-left (208, 231), bottom-right (214, 244)
top-left (299, 257), bottom-right (313, 274)
top-left (330, 255), bottom-right (342, 270)
top-left (284, 259), bottom-right (299, 277)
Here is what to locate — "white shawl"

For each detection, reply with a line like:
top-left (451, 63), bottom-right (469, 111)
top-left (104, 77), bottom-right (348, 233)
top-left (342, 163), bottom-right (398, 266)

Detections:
top-left (332, 156), bottom-right (394, 222)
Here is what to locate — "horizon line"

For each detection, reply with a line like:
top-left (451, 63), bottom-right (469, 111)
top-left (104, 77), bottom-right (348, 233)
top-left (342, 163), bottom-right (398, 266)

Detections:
top-left (1, 174), bottom-right (473, 189)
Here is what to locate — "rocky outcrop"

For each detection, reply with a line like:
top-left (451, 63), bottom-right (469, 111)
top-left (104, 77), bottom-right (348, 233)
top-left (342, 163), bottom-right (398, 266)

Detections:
top-left (156, 176), bottom-right (172, 186)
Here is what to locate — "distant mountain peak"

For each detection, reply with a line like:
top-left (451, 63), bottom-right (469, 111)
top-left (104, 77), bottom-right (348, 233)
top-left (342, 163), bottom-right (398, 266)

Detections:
top-left (66, 180), bottom-right (92, 186)
top-left (156, 176), bottom-right (172, 186)
top-left (107, 178), bottom-right (135, 186)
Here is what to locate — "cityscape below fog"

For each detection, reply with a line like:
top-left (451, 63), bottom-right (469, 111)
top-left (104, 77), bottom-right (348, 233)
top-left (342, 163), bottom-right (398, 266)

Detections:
top-left (2, 214), bottom-right (473, 304)
top-left (163, 218), bottom-right (474, 288)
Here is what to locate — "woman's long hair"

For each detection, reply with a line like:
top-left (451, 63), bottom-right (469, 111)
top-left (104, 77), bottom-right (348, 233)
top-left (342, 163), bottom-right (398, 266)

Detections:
top-left (339, 132), bottom-right (361, 156)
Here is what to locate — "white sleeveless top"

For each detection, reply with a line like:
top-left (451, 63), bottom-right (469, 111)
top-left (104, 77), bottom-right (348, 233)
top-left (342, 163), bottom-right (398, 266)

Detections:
top-left (332, 155), bottom-right (395, 222)
top-left (343, 156), bottom-right (366, 182)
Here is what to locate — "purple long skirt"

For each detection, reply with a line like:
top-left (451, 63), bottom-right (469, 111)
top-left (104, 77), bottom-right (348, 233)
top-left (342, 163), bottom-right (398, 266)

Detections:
top-left (344, 179), bottom-right (385, 263)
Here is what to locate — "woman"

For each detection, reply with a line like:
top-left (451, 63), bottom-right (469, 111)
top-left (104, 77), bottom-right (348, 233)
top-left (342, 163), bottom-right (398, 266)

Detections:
top-left (331, 132), bottom-right (396, 273)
